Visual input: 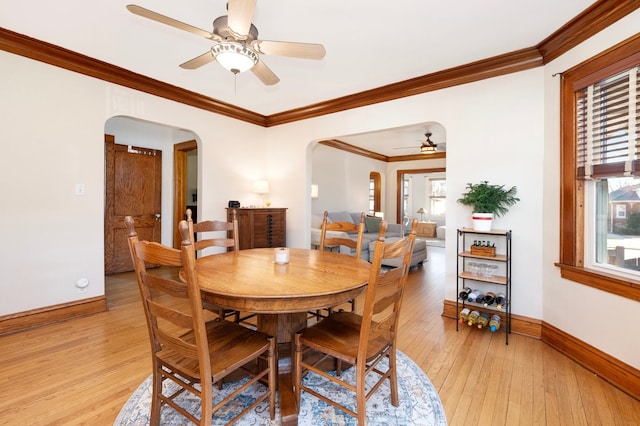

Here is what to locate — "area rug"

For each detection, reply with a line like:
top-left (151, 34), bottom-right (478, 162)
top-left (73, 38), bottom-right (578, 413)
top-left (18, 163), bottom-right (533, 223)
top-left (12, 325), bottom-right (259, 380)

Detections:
top-left (115, 351), bottom-right (447, 425)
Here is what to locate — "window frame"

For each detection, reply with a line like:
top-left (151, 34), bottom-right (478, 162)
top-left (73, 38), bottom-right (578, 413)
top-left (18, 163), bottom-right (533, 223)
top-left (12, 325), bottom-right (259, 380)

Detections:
top-left (558, 33), bottom-right (640, 302)
top-left (369, 172), bottom-right (381, 215)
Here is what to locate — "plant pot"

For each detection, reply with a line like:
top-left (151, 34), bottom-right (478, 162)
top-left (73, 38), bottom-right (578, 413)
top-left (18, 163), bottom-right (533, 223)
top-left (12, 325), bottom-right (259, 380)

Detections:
top-left (472, 213), bottom-right (493, 231)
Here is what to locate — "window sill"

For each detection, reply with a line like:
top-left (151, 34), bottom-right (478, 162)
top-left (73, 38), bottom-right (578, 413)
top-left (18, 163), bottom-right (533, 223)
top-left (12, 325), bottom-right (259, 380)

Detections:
top-left (555, 263), bottom-right (640, 302)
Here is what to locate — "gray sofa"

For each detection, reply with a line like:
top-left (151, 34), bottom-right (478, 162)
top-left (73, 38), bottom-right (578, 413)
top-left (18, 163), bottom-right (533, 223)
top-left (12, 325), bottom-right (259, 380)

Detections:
top-left (310, 211), bottom-right (403, 261)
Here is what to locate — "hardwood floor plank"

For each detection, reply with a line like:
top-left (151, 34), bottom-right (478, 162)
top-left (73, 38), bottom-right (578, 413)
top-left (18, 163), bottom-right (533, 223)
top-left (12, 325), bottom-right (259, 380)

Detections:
top-left (0, 246), bottom-right (638, 425)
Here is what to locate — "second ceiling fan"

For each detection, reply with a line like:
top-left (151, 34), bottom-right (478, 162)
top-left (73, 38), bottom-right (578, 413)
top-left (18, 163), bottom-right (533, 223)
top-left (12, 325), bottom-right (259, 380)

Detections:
top-left (394, 132), bottom-right (442, 154)
top-left (127, 0), bottom-right (326, 85)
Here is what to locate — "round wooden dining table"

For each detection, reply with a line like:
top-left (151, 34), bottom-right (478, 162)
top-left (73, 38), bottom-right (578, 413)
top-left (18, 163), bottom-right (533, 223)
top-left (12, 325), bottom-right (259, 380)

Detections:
top-left (196, 247), bottom-right (371, 342)
top-left (195, 247), bottom-right (371, 425)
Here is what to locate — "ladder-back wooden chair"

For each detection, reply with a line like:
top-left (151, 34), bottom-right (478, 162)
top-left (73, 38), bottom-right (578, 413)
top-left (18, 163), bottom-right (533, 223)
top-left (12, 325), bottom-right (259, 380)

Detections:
top-left (186, 208), bottom-right (253, 324)
top-left (315, 210), bottom-right (366, 316)
top-left (125, 216), bottom-right (276, 425)
top-left (294, 219), bottom-right (418, 425)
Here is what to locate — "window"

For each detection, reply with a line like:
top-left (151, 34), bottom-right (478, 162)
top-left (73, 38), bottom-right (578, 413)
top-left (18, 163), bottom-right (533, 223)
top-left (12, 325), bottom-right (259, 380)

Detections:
top-left (559, 33), bottom-right (640, 301)
top-left (369, 172), bottom-right (381, 215)
top-left (403, 176), bottom-right (411, 217)
top-left (429, 178), bottom-right (446, 217)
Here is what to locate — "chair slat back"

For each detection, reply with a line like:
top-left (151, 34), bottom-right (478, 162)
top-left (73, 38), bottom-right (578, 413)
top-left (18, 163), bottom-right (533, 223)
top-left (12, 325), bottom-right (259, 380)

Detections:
top-left (186, 208), bottom-right (239, 254)
top-left (358, 218), bottom-right (417, 359)
top-left (126, 216), bottom-right (210, 371)
top-left (319, 211), bottom-right (365, 258)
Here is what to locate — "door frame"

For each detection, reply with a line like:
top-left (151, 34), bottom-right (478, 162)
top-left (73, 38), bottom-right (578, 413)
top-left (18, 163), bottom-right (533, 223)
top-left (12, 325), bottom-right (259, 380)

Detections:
top-left (396, 167), bottom-right (446, 222)
top-left (173, 140), bottom-right (198, 248)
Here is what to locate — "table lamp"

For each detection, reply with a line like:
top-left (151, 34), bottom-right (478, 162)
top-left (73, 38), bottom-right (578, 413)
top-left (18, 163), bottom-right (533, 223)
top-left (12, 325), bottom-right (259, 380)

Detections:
top-left (417, 207), bottom-right (426, 222)
top-left (254, 180), bottom-right (270, 208)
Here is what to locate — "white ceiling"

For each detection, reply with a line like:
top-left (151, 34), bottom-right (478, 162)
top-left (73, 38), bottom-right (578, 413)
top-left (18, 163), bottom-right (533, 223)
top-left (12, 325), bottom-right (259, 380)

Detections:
top-left (0, 0), bottom-right (595, 155)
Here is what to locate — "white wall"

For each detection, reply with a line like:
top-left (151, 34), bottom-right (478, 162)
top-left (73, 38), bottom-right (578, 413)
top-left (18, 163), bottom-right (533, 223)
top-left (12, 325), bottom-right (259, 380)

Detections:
top-left (311, 143), bottom-right (386, 215)
top-left (0, 51), bottom-right (266, 314)
top-left (541, 11), bottom-right (640, 367)
top-left (0, 9), bottom-right (637, 369)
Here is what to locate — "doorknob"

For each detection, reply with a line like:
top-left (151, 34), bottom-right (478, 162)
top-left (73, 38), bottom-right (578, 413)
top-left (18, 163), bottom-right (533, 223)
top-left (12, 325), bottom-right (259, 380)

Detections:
top-left (155, 213), bottom-right (161, 220)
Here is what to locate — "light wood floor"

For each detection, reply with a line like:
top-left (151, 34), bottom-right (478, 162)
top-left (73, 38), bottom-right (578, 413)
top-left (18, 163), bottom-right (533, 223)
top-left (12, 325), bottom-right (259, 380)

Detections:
top-left (0, 246), bottom-right (638, 425)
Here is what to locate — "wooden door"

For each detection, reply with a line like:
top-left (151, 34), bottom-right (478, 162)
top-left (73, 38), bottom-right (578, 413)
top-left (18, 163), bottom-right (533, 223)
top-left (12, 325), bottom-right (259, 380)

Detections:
top-left (105, 135), bottom-right (162, 274)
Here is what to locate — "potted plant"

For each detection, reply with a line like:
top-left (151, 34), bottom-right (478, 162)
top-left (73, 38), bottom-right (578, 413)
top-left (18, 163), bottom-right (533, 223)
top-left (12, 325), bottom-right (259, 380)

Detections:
top-left (457, 181), bottom-right (519, 230)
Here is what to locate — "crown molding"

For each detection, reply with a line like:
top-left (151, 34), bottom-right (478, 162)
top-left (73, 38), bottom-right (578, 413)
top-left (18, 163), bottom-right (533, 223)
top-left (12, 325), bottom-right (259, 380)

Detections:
top-left (267, 47), bottom-right (542, 126)
top-left (0, 27), bottom-right (267, 126)
top-left (0, 0), bottom-right (637, 128)
top-left (319, 139), bottom-right (446, 163)
top-left (537, 0), bottom-right (640, 64)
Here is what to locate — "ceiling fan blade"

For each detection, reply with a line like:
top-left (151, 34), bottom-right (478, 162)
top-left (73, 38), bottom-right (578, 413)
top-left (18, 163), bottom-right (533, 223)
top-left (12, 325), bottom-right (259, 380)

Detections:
top-left (126, 4), bottom-right (218, 40)
top-left (252, 40), bottom-right (326, 59)
top-left (251, 59), bottom-right (280, 86)
top-left (227, 0), bottom-right (257, 37)
top-left (179, 51), bottom-right (215, 69)
top-left (393, 146), bottom-right (419, 150)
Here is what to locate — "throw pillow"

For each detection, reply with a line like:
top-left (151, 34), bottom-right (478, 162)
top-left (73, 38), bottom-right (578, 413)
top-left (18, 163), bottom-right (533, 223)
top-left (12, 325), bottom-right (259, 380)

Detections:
top-left (364, 216), bottom-right (382, 233)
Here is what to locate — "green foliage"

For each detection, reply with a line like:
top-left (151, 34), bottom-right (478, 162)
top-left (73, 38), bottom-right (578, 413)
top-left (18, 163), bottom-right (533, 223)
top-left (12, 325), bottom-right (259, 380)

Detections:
top-left (457, 181), bottom-right (520, 217)
top-left (626, 212), bottom-right (640, 230)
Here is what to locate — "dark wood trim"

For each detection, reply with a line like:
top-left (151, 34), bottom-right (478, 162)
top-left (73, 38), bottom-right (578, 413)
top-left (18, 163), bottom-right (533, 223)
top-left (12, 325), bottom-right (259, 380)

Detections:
top-left (541, 321), bottom-right (640, 401)
top-left (319, 139), bottom-right (388, 162)
top-left (559, 34), bottom-right (640, 302)
top-left (0, 296), bottom-right (107, 335)
top-left (370, 171), bottom-right (381, 213)
top-left (0, 27), bottom-right (267, 126)
top-left (267, 48), bottom-right (543, 126)
top-left (173, 140), bottom-right (198, 248)
top-left (1, 1), bottom-right (636, 127)
top-left (388, 152), bottom-right (446, 162)
top-left (537, 0), bottom-right (640, 64)
top-left (441, 299), bottom-right (542, 339)
top-left (556, 263), bottom-right (640, 302)
top-left (319, 139), bottom-right (446, 163)
top-left (396, 168), bottom-right (446, 222)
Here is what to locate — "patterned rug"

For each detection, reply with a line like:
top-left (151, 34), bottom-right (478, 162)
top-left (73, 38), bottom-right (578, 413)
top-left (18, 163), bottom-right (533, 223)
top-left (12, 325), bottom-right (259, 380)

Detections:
top-left (115, 351), bottom-right (447, 425)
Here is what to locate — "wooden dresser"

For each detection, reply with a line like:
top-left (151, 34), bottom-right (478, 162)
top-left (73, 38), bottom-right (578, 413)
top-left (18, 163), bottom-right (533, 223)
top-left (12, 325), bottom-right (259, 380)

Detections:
top-left (226, 207), bottom-right (287, 250)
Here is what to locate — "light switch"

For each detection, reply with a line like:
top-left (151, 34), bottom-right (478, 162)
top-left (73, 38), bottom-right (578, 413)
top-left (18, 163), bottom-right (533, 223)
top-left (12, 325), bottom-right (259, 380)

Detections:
top-left (75, 183), bottom-right (86, 196)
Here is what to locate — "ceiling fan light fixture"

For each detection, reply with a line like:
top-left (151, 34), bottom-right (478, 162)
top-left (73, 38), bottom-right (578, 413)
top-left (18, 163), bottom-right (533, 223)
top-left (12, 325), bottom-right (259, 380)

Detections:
top-left (211, 42), bottom-right (258, 74)
top-left (420, 145), bottom-right (437, 154)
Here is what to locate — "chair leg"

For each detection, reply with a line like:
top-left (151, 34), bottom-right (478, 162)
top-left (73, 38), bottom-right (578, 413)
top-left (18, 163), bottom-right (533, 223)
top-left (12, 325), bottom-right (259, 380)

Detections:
top-left (293, 333), bottom-right (302, 405)
top-left (355, 366), bottom-right (367, 425)
top-left (389, 350), bottom-right (399, 407)
top-left (268, 337), bottom-right (277, 420)
top-left (150, 364), bottom-right (163, 425)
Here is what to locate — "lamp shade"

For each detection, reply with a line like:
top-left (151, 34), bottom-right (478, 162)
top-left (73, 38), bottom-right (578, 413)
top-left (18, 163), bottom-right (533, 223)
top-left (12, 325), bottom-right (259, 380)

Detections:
top-left (416, 208), bottom-right (425, 214)
top-left (253, 180), bottom-right (270, 195)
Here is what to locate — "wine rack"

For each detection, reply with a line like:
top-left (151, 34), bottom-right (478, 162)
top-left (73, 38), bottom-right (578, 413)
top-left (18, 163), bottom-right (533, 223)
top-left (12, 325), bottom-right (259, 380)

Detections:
top-left (456, 228), bottom-right (512, 344)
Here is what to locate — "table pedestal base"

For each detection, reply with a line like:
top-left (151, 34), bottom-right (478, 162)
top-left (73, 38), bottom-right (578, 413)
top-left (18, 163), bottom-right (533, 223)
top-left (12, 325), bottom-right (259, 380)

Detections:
top-left (258, 312), bottom-right (307, 425)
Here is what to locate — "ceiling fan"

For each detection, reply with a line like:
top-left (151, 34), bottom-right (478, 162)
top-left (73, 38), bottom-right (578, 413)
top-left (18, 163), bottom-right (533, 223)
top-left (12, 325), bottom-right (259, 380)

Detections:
top-left (126, 0), bottom-right (326, 85)
top-left (394, 132), bottom-right (441, 154)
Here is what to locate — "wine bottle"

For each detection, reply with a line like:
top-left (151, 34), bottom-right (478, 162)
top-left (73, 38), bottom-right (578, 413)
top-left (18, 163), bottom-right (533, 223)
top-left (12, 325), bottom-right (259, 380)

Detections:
top-left (495, 293), bottom-right (506, 310)
top-left (483, 292), bottom-right (496, 307)
top-left (458, 308), bottom-right (470, 324)
top-left (477, 312), bottom-right (490, 329)
top-left (467, 310), bottom-right (480, 326)
top-left (467, 290), bottom-right (484, 303)
top-left (458, 287), bottom-right (472, 301)
top-left (489, 314), bottom-right (501, 332)
top-left (467, 289), bottom-right (480, 302)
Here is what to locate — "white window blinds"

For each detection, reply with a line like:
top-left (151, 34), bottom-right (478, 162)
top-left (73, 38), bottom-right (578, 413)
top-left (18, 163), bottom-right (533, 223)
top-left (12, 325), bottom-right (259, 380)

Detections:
top-left (576, 65), bottom-right (640, 179)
